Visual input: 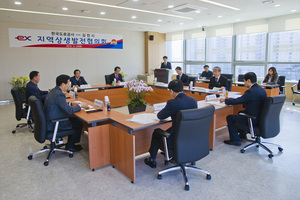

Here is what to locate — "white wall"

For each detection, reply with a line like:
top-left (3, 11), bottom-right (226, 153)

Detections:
top-left (0, 21), bottom-right (145, 100)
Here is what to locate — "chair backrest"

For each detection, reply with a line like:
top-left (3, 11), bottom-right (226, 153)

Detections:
top-left (298, 79), bottom-right (300, 90)
top-left (188, 76), bottom-right (197, 86)
top-left (174, 105), bottom-right (215, 164)
top-left (11, 87), bottom-right (25, 121)
top-left (227, 79), bottom-right (233, 91)
top-left (221, 74), bottom-right (233, 80)
top-left (28, 96), bottom-right (47, 143)
top-left (277, 76), bottom-right (285, 92)
top-left (238, 74), bottom-right (244, 82)
top-left (259, 95), bottom-right (286, 139)
top-left (105, 75), bottom-right (112, 84)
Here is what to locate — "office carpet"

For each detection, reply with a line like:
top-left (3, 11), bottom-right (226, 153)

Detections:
top-left (0, 102), bottom-right (300, 200)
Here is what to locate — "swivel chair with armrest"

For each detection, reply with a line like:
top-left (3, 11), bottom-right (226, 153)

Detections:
top-left (221, 74), bottom-right (233, 91)
top-left (238, 74), bottom-right (244, 82)
top-left (11, 87), bottom-right (33, 133)
top-left (188, 76), bottom-right (197, 87)
top-left (105, 75), bottom-right (112, 84)
top-left (156, 105), bottom-right (215, 191)
top-left (233, 95), bottom-right (286, 158)
top-left (277, 76), bottom-right (286, 94)
top-left (291, 79), bottom-right (300, 105)
top-left (27, 96), bottom-right (74, 166)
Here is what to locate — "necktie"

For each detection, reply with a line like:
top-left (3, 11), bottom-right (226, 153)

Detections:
top-left (116, 75), bottom-right (119, 82)
top-left (216, 78), bottom-right (219, 83)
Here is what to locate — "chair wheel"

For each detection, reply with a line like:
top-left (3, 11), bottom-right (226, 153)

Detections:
top-left (293, 103), bottom-right (295, 105)
top-left (278, 147), bottom-right (283, 152)
top-left (69, 153), bottom-right (73, 158)
top-left (164, 160), bottom-right (169, 165)
top-left (190, 162), bottom-right (196, 166)
top-left (268, 154), bottom-right (273, 158)
top-left (43, 146), bottom-right (47, 149)
top-left (185, 185), bottom-right (190, 191)
top-left (12, 130), bottom-right (16, 134)
top-left (157, 174), bottom-right (162, 180)
top-left (92, 169), bottom-right (95, 171)
top-left (240, 149), bottom-right (245, 153)
top-left (256, 145), bottom-right (259, 148)
top-left (28, 155), bottom-right (32, 160)
top-left (44, 161), bottom-right (49, 166)
top-left (206, 174), bottom-right (211, 180)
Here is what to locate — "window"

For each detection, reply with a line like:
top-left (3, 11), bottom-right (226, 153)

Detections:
top-left (235, 33), bottom-right (267, 61)
top-left (170, 62), bottom-right (184, 72)
top-left (186, 65), bottom-right (204, 75)
top-left (186, 38), bottom-right (205, 61)
top-left (268, 31), bottom-right (300, 62)
top-left (268, 64), bottom-right (300, 82)
top-left (166, 40), bottom-right (183, 62)
top-left (235, 65), bottom-right (265, 80)
top-left (206, 63), bottom-right (231, 74)
top-left (206, 36), bottom-right (232, 62)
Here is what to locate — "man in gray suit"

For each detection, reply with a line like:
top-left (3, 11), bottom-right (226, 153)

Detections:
top-left (44, 74), bottom-right (88, 152)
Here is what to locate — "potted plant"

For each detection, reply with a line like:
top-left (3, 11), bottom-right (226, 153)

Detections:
top-left (120, 71), bottom-right (128, 81)
top-left (126, 79), bottom-right (153, 114)
top-left (10, 76), bottom-right (30, 101)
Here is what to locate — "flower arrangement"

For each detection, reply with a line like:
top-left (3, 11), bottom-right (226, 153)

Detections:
top-left (10, 76), bottom-right (30, 93)
top-left (120, 71), bottom-right (128, 81)
top-left (126, 79), bottom-right (153, 109)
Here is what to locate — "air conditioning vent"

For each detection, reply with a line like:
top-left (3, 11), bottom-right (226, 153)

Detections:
top-left (167, 4), bottom-right (207, 14)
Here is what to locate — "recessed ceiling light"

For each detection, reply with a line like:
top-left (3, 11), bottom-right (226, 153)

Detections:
top-left (195, 10), bottom-right (201, 13)
top-left (62, 7), bottom-right (68, 11)
top-left (133, 0), bottom-right (139, 1)
top-left (180, 23), bottom-right (183, 25)
top-left (100, 11), bottom-right (105, 15)
top-left (236, 19), bottom-right (240, 21)
top-left (198, 0), bottom-right (240, 11)
top-left (218, 15), bottom-right (222, 18)
top-left (14, 1), bottom-right (22, 5)
top-left (274, 4), bottom-right (280, 7)
top-left (131, 15), bottom-right (136, 19)
top-left (291, 9), bottom-right (297, 12)
top-left (158, 19), bottom-right (162, 22)
top-left (168, 5), bottom-right (174, 8)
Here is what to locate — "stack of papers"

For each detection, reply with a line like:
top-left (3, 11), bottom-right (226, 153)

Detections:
top-left (130, 113), bottom-right (171, 125)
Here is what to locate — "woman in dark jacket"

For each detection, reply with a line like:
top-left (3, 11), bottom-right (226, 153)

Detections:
top-left (263, 67), bottom-right (278, 84)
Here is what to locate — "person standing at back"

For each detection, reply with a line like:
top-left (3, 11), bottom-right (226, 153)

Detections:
top-left (160, 56), bottom-right (172, 69)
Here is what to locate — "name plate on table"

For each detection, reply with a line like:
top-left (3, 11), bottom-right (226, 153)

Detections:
top-left (69, 91), bottom-right (75, 97)
top-left (153, 102), bottom-right (167, 111)
top-left (94, 99), bottom-right (104, 107)
top-left (191, 87), bottom-right (209, 93)
top-left (118, 82), bottom-right (127, 86)
top-left (205, 94), bottom-right (217, 101)
top-left (80, 84), bottom-right (91, 89)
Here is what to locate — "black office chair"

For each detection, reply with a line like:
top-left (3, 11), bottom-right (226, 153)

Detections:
top-left (277, 76), bottom-right (286, 94)
top-left (238, 74), bottom-right (244, 82)
top-left (188, 76), bottom-right (197, 87)
top-left (156, 105), bottom-right (215, 191)
top-left (221, 73), bottom-right (233, 80)
top-left (27, 96), bottom-right (74, 166)
top-left (105, 75), bottom-right (112, 84)
top-left (221, 74), bottom-right (233, 91)
top-left (233, 95), bottom-right (286, 158)
top-left (291, 79), bottom-right (300, 105)
top-left (11, 87), bottom-right (33, 133)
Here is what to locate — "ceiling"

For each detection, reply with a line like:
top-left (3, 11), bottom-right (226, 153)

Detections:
top-left (0, 0), bottom-right (299, 33)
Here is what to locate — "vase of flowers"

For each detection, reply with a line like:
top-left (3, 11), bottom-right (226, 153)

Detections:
top-left (10, 76), bottom-right (30, 93)
top-left (126, 79), bottom-right (153, 114)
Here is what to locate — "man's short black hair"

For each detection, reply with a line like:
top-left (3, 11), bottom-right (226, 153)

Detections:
top-left (163, 56), bottom-right (168, 59)
top-left (175, 66), bottom-right (182, 71)
top-left (168, 79), bottom-right (183, 93)
top-left (29, 71), bottom-right (39, 80)
top-left (56, 74), bottom-right (70, 86)
top-left (74, 69), bottom-right (80, 75)
top-left (244, 72), bottom-right (257, 83)
top-left (114, 66), bottom-right (121, 72)
top-left (203, 65), bottom-right (209, 68)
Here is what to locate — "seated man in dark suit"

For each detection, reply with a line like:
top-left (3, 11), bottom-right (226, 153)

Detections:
top-left (175, 66), bottom-right (189, 86)
top-left (160, 56), bottom-right (172, 69)
top-left (222, 72), bottom-right (267, 146)
top-left (110, 66), bottom-right (123, 83)
top-left (25, 71), bottom-right (48, 103)
top-left (144, 80), bottom-right (198, 168)
top-left (208, 66), bottom-right (229, 90)
top-left (70, 69), bottom-right (88, 87)
top-left (44, 74), bottom-right (89, 152)
top-left (199, 65), bottom-right (213, 80)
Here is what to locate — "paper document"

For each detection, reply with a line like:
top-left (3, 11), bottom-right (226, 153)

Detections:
top-left (80, 84), bottom-right (91, 89)
top-left (130, 113), bottom-right (171, 125)
top-left (206, 101), bottom-right (226, 107)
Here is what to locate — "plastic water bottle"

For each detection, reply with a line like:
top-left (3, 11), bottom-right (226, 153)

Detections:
top-left (104, 96), bottom-right (109, 107)
top-left (74, 87), bottom-right (78, 99)
top-left (107, 102), bottom-right (111, 111)
top-left (222, 87), bottom-right (226, 97)
top-left (189, 81), bottom-right (193, 90)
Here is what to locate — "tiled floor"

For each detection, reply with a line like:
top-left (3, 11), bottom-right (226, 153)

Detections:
top-left (0, 101), bottom-right (300, 200)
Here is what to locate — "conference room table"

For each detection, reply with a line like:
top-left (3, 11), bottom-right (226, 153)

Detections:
top-left (68, 84), bottom-right (243, 183)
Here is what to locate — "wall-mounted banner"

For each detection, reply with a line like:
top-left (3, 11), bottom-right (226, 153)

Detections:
top-left (9, 28), bottom-right (123, 49)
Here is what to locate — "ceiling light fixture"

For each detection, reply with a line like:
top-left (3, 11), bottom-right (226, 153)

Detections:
top-left (195, 10), bottom-right (201, 13)
top-left (65, 0), bottom-right (193, 20)
top-left (0, 8), bottom-right (160, 26)
top-left (100, 11), bottom-right (105, 15)
top-left (218, 15), bottom-right (222, 18)
top-left (179, 23), bottom-right (183, 25)
top-left (62, 7), bottom-right (68, 11)
top-left (274, 4), bottom-right (280, 7)
top-left (198, 0), bottom-right (240, 11)
top-left (158, 19), bottom-right (162, 22)
top-left (14, 2), bottom-right (22, 5)
top-left (291, 9), bottom-right (297, 12)
top-left (168, 5), bottom-right (174, 8)
top-left (131, 16), bottom-right (136, 19)
top-left (236, 19), bottom-right (240, 21)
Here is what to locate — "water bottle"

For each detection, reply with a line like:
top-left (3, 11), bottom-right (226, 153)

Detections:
top-left (222, 87), bottom-right (226, 97)
top-left (74, 87), bottom-right (78, 99)
top-left (107, 102), bottom-right (111, 111)
top-left (104, 96), bottom-right (109, 107)
top-left (226, 90), bottom-right (228, 99)
top-left (189, 81), bottom-right (193, 90)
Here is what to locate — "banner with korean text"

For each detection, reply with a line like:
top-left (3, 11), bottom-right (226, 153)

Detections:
top-left (9, 28), bottom-right (123, 49)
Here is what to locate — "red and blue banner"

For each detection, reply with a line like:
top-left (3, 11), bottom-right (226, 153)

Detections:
top-left (9, 28), bottom-right (123, 49)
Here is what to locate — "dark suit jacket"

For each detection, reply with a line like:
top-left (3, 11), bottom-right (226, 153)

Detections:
top-left (161, 62), bottom-right (172, 69)
top-left (176, 73), bottom-right (189, 86)
top-left (209, 75), bottom-right (229, 90)
top-left (158, 93), bottom-right (197, 135)
top-left (200, 71), bottom-right (213, 79)
top-left (25, 81), bottom-right (48, 103)
top-left (225, 83), bottom-right (267, 120)
top-left (70, 76), bottom-right (88, 87)
top-left (110, 73), bottom-right (123, 83)
top-left (44, 86), bottom-right (81, 132)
